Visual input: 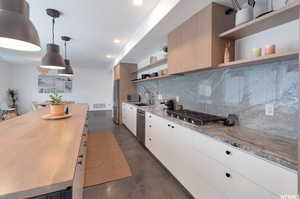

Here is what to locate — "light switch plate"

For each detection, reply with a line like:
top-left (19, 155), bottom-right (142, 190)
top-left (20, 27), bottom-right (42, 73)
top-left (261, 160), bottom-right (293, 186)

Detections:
top-left (265, 104), bottom-right (274, 116)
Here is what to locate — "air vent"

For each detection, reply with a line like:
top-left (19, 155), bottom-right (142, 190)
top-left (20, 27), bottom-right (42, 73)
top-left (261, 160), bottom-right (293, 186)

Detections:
top-left (93, 103), bottom-right (106, 109)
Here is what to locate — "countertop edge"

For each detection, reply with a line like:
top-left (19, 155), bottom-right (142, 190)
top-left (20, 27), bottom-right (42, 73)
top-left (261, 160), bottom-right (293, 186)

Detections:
top-left (0, 180), bottom-right (72, 199)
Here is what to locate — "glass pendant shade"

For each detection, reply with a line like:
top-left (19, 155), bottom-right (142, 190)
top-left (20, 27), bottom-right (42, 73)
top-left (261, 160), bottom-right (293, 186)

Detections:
top-left (0, 0), bottom-right (41, 51)
top-left (58, 59), bottom-right (74, 76)
top-left (40, 44), bottom-right (66, 69)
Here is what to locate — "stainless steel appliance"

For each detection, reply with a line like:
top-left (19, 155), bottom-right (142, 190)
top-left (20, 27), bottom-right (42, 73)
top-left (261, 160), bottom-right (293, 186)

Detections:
top-left (113, 80), bottom-right (120, 124)
top-left (136, 109), bottom-right (145, 145)
top-left (166, 109), bottom-right (238, 126)
top-left (127, 94), bottom-right (140, 102)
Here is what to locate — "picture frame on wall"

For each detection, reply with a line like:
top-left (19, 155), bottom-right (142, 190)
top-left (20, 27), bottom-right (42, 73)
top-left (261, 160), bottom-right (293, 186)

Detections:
top-left (38, 75), bottom-right (73, 94)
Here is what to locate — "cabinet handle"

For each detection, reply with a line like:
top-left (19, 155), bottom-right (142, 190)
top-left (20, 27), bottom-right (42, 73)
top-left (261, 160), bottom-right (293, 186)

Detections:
top-left (149, 115), bottom-right (152, 118)
top-left (225, 173), bottom-right (231, 178)
top-left (79, 154), bottom-right (84, 158)
top-left (225, 150), bottom-right (231, 155)
top-left (77, 160), bottom-right (83, 165)
top-left (82, 133), bottom-right (87, 137)
top-left (168, 124), bottom-right (171, 127)
top-left (149, 138), bottom-right (152, 141)
top-left (171, 126), bottom-right (175, 129)
top-left (149, 125), bottom-right (152, 128)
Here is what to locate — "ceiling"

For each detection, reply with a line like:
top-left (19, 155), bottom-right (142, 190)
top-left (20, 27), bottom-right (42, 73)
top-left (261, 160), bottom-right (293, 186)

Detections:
top-left (0, 0), bottom-right (161, 67)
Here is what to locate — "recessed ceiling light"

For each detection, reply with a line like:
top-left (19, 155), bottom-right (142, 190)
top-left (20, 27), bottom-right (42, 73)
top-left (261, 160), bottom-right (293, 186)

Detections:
top-left (113, 39), bottom-right (121, 44)
top-left (106, 55), bottom-right (113, 59)
top-left (133, 0), bottom-right (143, 6)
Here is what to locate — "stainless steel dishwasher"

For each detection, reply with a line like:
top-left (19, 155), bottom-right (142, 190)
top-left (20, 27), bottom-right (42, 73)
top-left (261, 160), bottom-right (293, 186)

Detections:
top-left (136, 109), bottom-right (145, 145)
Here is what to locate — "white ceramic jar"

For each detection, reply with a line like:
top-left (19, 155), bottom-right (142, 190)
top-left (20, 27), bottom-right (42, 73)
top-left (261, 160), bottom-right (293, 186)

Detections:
top-left (235, 7), bottom-right (254, 26)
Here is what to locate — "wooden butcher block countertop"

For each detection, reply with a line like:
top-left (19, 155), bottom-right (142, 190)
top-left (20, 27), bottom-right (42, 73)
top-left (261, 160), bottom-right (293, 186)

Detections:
top-left (0, 104), bottom-right (88, 199)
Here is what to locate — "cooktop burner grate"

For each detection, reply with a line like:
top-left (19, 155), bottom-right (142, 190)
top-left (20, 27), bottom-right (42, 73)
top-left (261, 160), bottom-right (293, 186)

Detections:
top-left (166, 109), bottom-right (228, 126)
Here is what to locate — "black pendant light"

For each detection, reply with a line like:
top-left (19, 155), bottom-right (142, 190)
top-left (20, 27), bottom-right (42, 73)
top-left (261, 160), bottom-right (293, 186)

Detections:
top-left (0, 0), bottom-right (40, 51)
top-left (58, 36), bottom-right (74, 76)
top-left (40, 9), bottom-right (65, 70)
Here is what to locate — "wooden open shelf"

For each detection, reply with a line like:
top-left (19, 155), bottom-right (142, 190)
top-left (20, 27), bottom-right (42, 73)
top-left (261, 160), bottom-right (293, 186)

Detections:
top-left (219, 2), bottom-right (300, 39)
top-left (218, 51), bottom-right (298, 68)
top-left (132, 58), bottom-right (167, 74)
top-left (132, 74), bottom-right (176, 83)
top-left (133, 51), bottom-right (298, 82)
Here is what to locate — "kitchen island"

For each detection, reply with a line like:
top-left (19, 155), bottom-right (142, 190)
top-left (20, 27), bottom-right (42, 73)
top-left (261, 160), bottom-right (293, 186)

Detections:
top-left (0, 104), bottom-right (88, 199)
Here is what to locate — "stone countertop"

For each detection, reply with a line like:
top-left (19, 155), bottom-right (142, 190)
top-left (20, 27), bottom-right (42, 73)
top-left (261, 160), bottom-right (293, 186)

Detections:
top-left (125, 102), bottom-right (297, 171)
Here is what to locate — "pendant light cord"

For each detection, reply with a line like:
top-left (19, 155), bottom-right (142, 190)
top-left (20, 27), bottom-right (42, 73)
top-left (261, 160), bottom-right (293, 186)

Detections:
top-left (64, 41), bottom-right (67, 59)
top-left (52, 18), bottom-right (55, 44)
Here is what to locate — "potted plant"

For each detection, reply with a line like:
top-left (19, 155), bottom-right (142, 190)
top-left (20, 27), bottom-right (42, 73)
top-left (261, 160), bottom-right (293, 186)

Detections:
top-left (162, 46), bottom-right (168, 58)
top-left (8, 89), bottom-right (18, 108)
top-left (49, 91), bottom-right (65, 116)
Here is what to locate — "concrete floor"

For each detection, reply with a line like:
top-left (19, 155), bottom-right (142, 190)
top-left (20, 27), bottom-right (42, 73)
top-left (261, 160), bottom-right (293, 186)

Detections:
top-left (84, 111), bottom-right (193, 199)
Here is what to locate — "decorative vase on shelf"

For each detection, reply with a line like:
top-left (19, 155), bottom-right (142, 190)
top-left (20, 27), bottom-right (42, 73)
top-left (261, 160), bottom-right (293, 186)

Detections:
top-left (224, 41), bottom-right (232, 64)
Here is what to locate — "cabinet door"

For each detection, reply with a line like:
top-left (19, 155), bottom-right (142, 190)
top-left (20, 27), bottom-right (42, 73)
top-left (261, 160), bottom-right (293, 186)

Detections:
top-left (122, 103), bottom-right (127, 125)
top-left (150, 115), bottom-right (171, 166)
top-left (168, 5), bottom-right (212, 74)
top-left (168, 26), bottom-right (182, 74)
top-left (131, 106), bottom-right (137, 136)
top-left (145, 113), bottom-right (154, 151)
top-left (72, 134), bottom-right (88, 199)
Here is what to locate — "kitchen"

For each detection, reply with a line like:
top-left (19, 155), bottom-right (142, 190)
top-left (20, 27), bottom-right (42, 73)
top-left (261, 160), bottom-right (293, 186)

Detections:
top-left (0, 0), bottom-right (299, 199)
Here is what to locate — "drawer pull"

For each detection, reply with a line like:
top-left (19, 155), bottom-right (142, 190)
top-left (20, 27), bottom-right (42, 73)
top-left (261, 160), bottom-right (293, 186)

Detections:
top-left (171, 126), bottom-right (175, 129)
top-left (149, 125), bottom-right (152, 128)
top-left (225, 173), bottom-right (231, 178)
top-left (78, 155), bottom-right (84, 158)
top-left (225, 150), bottom-right (231, 155)
top-left (77, 160), bottom-right (83, 165)
top-left (149, 138), bottom-right (152, 141)
top-left (168, 124), bottom-right (171, 127)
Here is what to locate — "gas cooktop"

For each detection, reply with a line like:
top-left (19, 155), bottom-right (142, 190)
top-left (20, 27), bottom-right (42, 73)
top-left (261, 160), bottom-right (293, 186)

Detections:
top-left (166, 109), bottom-right (238, 126)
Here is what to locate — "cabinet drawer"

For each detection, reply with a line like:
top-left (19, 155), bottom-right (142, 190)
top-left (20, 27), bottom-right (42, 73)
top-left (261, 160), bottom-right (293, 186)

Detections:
top-left (192, 150), bottom-right (278, 199)
top-left (192, 131), bottom-right (297, 196)
top-left (225, 169), bottom-right (279, 199)
top-left (227, 146), bottom-right (297, 196)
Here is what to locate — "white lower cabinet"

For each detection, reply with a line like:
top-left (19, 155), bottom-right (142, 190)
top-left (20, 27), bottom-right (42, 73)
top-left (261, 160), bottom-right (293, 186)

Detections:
top-left (145, 112), bottom-right (297, 199)
top-left (122, 103), bottom-right (137, 136)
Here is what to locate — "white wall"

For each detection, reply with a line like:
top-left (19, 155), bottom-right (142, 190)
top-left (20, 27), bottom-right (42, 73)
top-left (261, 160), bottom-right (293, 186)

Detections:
top-left (11, 63), bottom-right (113, 114)
top-left (0, 61), bottom-right (12, 106)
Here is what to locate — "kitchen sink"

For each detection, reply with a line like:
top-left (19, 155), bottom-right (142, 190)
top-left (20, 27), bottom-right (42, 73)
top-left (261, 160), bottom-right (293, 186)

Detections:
top-left (134, 103), bottom-right (151, 107)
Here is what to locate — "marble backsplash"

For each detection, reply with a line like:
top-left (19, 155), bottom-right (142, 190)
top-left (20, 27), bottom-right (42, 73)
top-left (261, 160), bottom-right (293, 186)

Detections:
top-left (136, 59), bottom-right (299, 140)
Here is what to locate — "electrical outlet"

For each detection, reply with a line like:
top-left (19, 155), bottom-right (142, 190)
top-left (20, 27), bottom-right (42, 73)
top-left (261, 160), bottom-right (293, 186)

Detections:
top-left (265, 104), bottom-right (274, 116)
top-left (205, 86), bottom-right (212, 97)
top-left (176, 96), bottom-right (180, 102)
